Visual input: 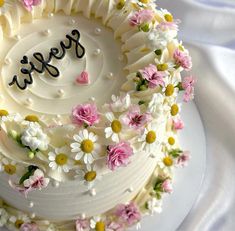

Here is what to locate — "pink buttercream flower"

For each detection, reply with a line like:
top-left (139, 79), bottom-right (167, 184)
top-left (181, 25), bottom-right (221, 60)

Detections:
top-left (177, 151), bottom-right (190, 167)
top-left (172, 118), bottom-right (184, 130)
top-left (106, 221), bottom-right (125, 231)
top-left (161, 179), bottom-right (173, 193)
top-left (140, 64), bottom-right (166, 88)
top-left (182, 76), bottom-right (196, 102)
top-left (121, 106), bottom-right (151, 130)
top-left (9, 169), bottom-right (49, 197)
top-left (72, 103), bottom-right (100, 127)
top-left (22, 0), bottom-right (41, 11)
top-left (20, 223), bottom-right (39, 231)
top-left (75, 218), bottom-right (89, 231)
top-left (116, 202), bottom-right (141, 225)
top-left (129, 9), bottom-right (154, 26)
top-left (173, 49), bottom-right (192, 71)
top-left (107, 141), bottom-right (133, 171)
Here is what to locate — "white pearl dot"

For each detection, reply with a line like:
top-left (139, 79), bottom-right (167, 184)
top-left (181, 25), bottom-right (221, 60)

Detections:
top-left (81, 213), bottom-right (86, 219)
top-left (89, 97), bottom-right (95, 102)
top-left (106, 72), bottom-right (114, 80)
top-left (48, 13), bottom-right (54, 18)
top-left (29, 201), bottom-right (34, 208)
top-left (90, 188), bottom-right (96, 196)
top-left (53, 181), bottom-right (60, 188)
top-left (94, 28), bottom-right (101, 35)
top-left (127, 186), bottom-right (134, 193)
top-left (56, 114), bottom-right (62, 119)
top-left (93, 49), bottom-right (101, 56)
top-left (69, 19), bottom-right (76, 25)
top-left (14, 35), bottom-right (21, 41)
top-left (43, 29), bottom-right (51, 36)
top-left (4, 58), bottom-right (12, 65)
top-left (30, 213), bottom-right (36, 219)
top-left (57, 89), bottom-right (65, 98)
top-left (24, 98), bottom-right (33, 106)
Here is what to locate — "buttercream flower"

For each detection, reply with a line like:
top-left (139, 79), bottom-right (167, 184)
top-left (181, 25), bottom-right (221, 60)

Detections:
top-left (173, 48), bottom-right (192, 71)
top-left (0, 208), bottom-right (9, 227)
top-left (75, 218), bottom-right (89, 231)
top-left (172, 118), bottom-right (184, 130)
top-left (21, 122), bottom-right (49, 151)
top-left (110, 94), bottom-right (131, 113)
top-left (106, 221), bottom-right (124, 231)
top-left (115, 202), bottom-right (141, 225)
top-left (22, 0), bottom-right (41, 11)
top-left (129, 9), bottom-right (154, 27)
top-left (71, 130), bottom-right (100, 164)
top-left (90, 216), bottom-right (106, 231)
top-left (121, 106), bottom-right (151, 130)
top-left (176, 151), bottom-right (190, 167)
top-left (161, 179), bottom-right (173, 193)
top-left (71, 103), bottom-right (100, 127)
top-left (147, 29), bottom-right (168, 50)
top-left (140, 64), bottom-right (166, 88)
top-left (48, 146), bottom-right (73, 173)
top-left (146, 198), bottom-right (162, 215)
top-left (148, 93), bottom-right (165, 118)
top-left (182, 75), bottom-right (196, 102)
top-left (107, 141), bottom-right (133, 171)
top-left (104, 112), bottom-right (123, 142)
top-left (20, 223), bottom-right (39, 231)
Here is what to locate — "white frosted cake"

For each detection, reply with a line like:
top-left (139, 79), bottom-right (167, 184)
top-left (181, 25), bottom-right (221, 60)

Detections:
top-left (0, 0), bottom-right (196, 230)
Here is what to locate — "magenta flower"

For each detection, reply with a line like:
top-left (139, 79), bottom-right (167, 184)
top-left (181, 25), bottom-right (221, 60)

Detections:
top-left (177, 151), bottom-right (190, 167)
top-left (107, 141), bottom-right (133, 171)
top-left (182, 76), bottom-right (196, 102)
top-left (173, 48), bottom-right (192, 71)
top-left (19, 223), bottom-right (39, 231)
top-left (121, 106), bottom-right (151, 130)
top-left (129, 9), bottom-right (154, 26)
top-left (22, 0), bottom-right (42, 11)
top-left (161, 179), bottom-right (173, 193)
top-left (75, 218), bottom-right (89, 231)
top-left (116, 202), bottom-right (141, 225)
top-left (72, 103), bottom-right (100, 127)
top-left (140, 64), bottom-right (166, 88)
top-left (106, 221), bottom-right (124, 231)
top-left (172, 118), bottom-right (184, 130)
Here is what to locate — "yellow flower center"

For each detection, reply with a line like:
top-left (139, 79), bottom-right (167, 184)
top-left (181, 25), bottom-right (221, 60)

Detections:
top-left (139, 0), bottom-right (149, 3)
top-left (164, 14), bottom-right (174, 22)
top-left (168, 137), bottom-right (175, 145)
top-left (157, 63), bottom-right (168, 71)
top-left (55, 153), bottom-right (68, 166)
top-left (4, 164), bottom-right (16, 175)
top-left (171, 104), bottom-right (179, 116)
top-left (111, 120), bottom-right (122, 133)
top-left (95, 221), bottom-right (105, 231)
top-left (84, 171), bottom-right (97, 182)
top-left (0, 109), bottom-right (9, 117)
top-left (25, 115), bottom-right (39, 122)
top-left (14, 219), bottom-right (24, 229)
top-left (116, 0), bottom-right (125, 9)
top-left (165, 84), bottom-right (175, 96)
top-left (0, 0), bottom-right (4, 7)
top-left (163, 156), bottom-right (173, 167)
top-left (81, 139), bottom-right (94, 153)
top-left (146, 131), bottom-right (156, 144)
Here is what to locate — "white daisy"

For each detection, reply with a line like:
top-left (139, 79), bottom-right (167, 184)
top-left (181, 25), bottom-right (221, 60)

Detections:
top-left (147, 93), bottom-right (165, 118)
top-left (157, 154), bottom-right (175, 175)
top-left (162, 132), bottom-right (178, 150)
top-left (0, 158), bottom-right (17, 175)
top-left (0, 112), bottom-right (22, 125)
top-left (71, 129), bottom-right (100, 165)
top-left (104, 112), bottom-right (123, 142)
top-left (46, 224), bottom-right (58, 231)
top-left (0, 208), bottom-right (9, 227)
top-left (146, 198), bottom-right (162, 215)
top-left (75, 164), bottom-right (102, 189)
top-left (90, 216), bottom-right (106, 231)
top-left (48, 146), bottom-right (73, 173)
top-left (8, 213), bottom-right (30, 230)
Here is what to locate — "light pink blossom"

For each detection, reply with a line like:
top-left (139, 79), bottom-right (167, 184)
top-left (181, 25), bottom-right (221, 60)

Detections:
top-left (182, 76), bottom-right (196, 102)
top-left (72, 103), bottom-right (100, 127)
top-left (116, 202), bottom-right (141, 225)
top-left (157, 20), bottom-right (180, 31)
top-left (177, 151), bottom-right (190, 167)
top-left (173, 49), bottom-right (192, 71)
top-left (172, 118), bottom-right (184, 130)
top-left (140, 64), bottom-right (166, 88)
top-left (22, 0), bottom-right (41, 11)
top-left (106, 221), bottom-right (125, 231)
top-left (161, 179), bottom-right (173, 193)
top-left (129, 9), bottom-right (154, 26)
top-left (20, 223), bottom-right (39, 231)
top-left (9, 169), bottom-right (49, 197)
top-left (107, 141), bottom-right (133, 171)
top-left (75, 218), bottom-right (89, 231)
top-left (121, 106), bottom-right (151, 130)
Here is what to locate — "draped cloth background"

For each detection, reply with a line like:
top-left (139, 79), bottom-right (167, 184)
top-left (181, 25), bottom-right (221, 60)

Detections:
top-left (157, 0), bottom-right (235, 230)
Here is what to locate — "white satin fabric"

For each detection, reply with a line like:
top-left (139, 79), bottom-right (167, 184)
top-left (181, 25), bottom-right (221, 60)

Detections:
top-left (156, 0), bottom-right (235, 230)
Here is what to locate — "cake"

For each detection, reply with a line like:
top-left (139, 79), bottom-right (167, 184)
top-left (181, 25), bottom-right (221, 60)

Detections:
top-left (0, 0), bottom-right (195, 230)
